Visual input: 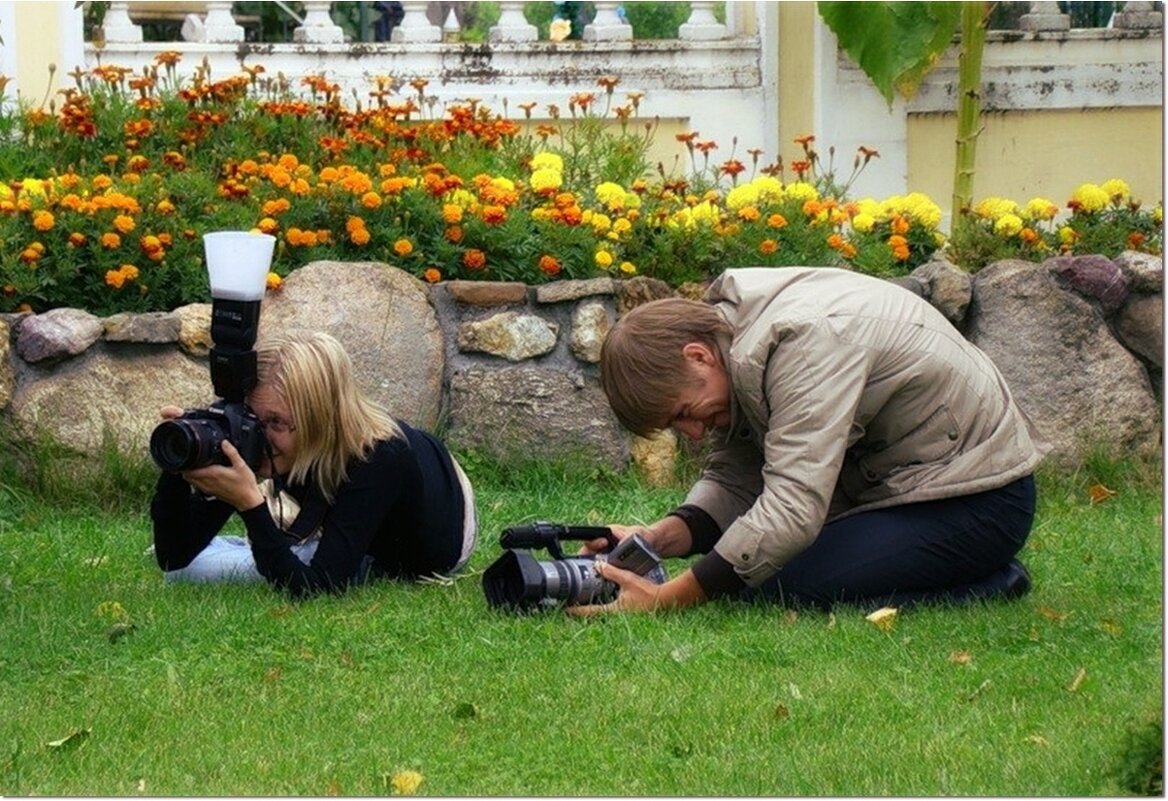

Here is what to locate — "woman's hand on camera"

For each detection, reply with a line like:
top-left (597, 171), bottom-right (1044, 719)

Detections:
top-left (181, 440), bottom-right (264, 512)
top-left (159, 405), bottom-right (184, 420)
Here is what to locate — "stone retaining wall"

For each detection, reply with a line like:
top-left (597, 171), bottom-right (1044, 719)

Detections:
top-left (0, 253), bottom-right (1162, 481)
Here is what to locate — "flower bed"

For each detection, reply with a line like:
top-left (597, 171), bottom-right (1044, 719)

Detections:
top-left (0, 55), bottom-right (1160, 316)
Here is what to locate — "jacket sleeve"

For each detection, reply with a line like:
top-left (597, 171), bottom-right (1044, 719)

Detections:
top-left (150, 471), bottom-right (234, 570)
top-left (708, 318), bottom-right (870, 587)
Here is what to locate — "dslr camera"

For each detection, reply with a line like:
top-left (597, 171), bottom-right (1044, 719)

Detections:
top-left (482, 521), bottom-right (667, 612)
top-left (149, 232), bottom-right (275, 473)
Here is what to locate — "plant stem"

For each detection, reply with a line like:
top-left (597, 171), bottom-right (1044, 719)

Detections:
top-left (952, 1), bottom-right (989, 226)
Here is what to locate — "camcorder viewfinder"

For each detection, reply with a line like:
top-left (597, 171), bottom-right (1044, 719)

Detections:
top-left (149, 232), bottom-right (275, 473)
top-left (482, 522), bottom-right (667, 612)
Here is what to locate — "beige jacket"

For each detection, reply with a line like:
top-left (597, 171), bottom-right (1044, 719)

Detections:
top-left (684, 267), bottom-right (1043, 587)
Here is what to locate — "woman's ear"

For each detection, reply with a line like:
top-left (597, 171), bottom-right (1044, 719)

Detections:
top-left (681, 341), bottom-right (718, 366)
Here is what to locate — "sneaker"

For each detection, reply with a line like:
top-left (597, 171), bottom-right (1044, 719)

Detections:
top-left (1002, 558), bottom-right (1032, 600)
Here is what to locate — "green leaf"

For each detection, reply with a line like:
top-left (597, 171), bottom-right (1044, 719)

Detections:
top-left (818, 2), bottom-right (962, 106)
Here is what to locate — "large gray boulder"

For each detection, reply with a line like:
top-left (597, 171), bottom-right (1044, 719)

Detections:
top-left (966, 259), bottom-right (1160, 462)
top-left (259, 261), bottom-right (444, 429)
top-left (8, 344), bottom-right (208, 457)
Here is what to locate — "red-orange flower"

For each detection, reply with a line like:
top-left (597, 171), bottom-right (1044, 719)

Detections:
top-left (538, 254), bottom-right (562, 277)
top-left (463, 249), bottom-right (486, 270)
top-left (423, 267), bottom-right (442, 283)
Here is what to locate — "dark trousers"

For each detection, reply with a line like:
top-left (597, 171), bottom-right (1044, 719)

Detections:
top-left (746, 474), bottom-right (1036, 610)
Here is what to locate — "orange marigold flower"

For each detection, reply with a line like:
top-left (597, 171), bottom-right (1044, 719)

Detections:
top-left (156, 199), bottom-right (176, 215)
top-left (393, 238), bottom-right (414, 257)
top-left (887, 234), bottom-right (908, 248)
top-left (1021, 227), bottom-right (1039, 245)
top-left (101, 232), bottom-right (122, 248)
top-left (68, 232), bottom-right (87, 247)
top-left (463, 248), bottom-right (486, 270)
top-left (827, 233), bottom-right (846, 250)
top-left (350, 227), bottom-right (371, 246)
top-left (445, 225), bottom-right (463, 243)
top-left (481, 205), bottom-right (507, 224)
top-left (92, 175), bottom-right (113, 190)
top-left (892, 245), bottom-right (911, 261)
top-left (105, 269), bottom-right (126, 289)
top-left (737, 206), bottom-right (761, 222)
top-left (113, 214), bottom-right (135, 234)
top-left (442, 204), bottom-right (463, 224)
top-left (258, 217), bottom-right (279, 235)
top-left (32, 210), bottom-right (54, 231)
top-left (1128, 232), bottom-right (1146, 249)
top-left (423, 267), bottom-right (442, 283)
top-left (767, 213), bottom-right (788, 229)
top-left (794, 133), bottom-right (815, 147)
top-left (759, 238), bottom-right (779, 255)
top-left (890, 215), bottom-right (910, 235)
top-left (20, 247), bottom-right (40, 263)
top-left (538, 254), bottom-right (562, 277)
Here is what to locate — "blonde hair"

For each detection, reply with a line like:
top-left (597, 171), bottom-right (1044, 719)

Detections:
top-left (599, 298), bottom-right (731, 437)
top-left (255, 330), bottom-right (401, 502)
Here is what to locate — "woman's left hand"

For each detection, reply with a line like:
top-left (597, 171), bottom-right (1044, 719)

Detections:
top-left (181, 440), bottom-right (265, 512)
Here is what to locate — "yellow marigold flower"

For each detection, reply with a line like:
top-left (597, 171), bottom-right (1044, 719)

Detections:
top-left (101, 232), bottom-right (122, 249)
top-left (113, 214), bottom-right (135, 234)
top-left (725, 183), bottom-right (759, 211)
top-left (752, 176), bottom-right (785, 204)
top-left (1070, 184), bottom-right (1109, 213)
top-left (852, 212), bottom-right (876, 233)
top-left (1058, 225), bottom-right (1078, 245)
top-left (32, 210), bottom-right (54, 231)
top-left (362, 191), bottom-right (383, 209)
top-left (393, 238), bottom-right (414, 257)
top-left (619, 260), bottom-right (637, 275)
top-left (1154, 204), bottom-right (1163, 226)
top-left (594, 249), bottom-right (614, 269)
top-left (973, 197), bottom-right (1020, 221)
top-left (612, 218), bottom-right (632, 236)
top-left (266, 272), bottom-right (283, 291)
top-left (1023, 197), bottom-right (1059, 222)
top-left (390, 770), bottom-right (423, 795)
top-left (258, 217), bottom-right (279, 235)
top-left (595, 182), bottom-right (627, 211)
top-left (68, 232), bottom-right (87, 247)
top-left (784, 181), bottom-right (818, 204)
top-left (1100, 178), bottom-right (1131, 204)
top-left (156, 199), bottom-right (176, 215)
top-left (590, 213), bottom-right (612, 234)
top-left (994, 213), bottom-right (1024, 237)
top-left (530, 152), bottom-right (564, 173)
top-left (530, 168), bottom-right (563, 194)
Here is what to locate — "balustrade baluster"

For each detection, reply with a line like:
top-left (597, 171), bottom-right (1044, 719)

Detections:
top-left (1113, 0), bottom-right (1163, 29)
top-left (294, 1), bottom-right (345, 44)
top-left (582, 1), bottom-right (632, 42)
top-left (679, 1), bottom-right (728, 40)
top-left (1019, 1), bottom-right (1071, 31)
top-left (391, 1), bottom-right (441, 43)
top-left (199, 1), bottom-right (244, 43)
top-left (489, 1), bottom-right (537, 43)
top-left (98, 1), bottom-right (143, 43)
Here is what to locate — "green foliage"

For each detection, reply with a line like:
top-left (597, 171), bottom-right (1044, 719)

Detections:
top-left (817, 2), bottom-right (962, 106)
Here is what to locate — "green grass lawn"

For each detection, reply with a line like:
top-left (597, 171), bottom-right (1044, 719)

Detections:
top-left (0, 451), bottom-right (1161, 796)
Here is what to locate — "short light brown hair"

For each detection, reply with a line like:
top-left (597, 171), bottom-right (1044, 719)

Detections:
top-left (600, 297), bottom-right (731, 437)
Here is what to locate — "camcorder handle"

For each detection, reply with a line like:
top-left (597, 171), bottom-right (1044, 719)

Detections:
top-left (499, 521), bottom-right (618, 560)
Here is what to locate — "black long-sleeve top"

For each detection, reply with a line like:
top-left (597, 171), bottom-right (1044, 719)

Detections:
top-left (150, 420), bottom-right (467, 598)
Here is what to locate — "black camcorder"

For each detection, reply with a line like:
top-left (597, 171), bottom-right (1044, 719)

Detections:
top-left (149, 232), bottom-right (275, 473)
top-left (482, 521), bottom-right (668, 612)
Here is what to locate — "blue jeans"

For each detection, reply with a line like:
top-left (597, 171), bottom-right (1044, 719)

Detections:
top-left (163, 536), bottom-right (320, 584)
top-left (746, 474), bottom-right (1036, 610)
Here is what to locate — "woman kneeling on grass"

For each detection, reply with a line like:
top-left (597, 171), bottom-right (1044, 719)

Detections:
top-left (573, 267), bottom-right (1043, 617)
top-left (150, 330), bottom-right (477, 598)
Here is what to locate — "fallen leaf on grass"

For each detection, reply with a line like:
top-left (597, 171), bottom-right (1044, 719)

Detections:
top-left (1037, 606), bottom-right (1069, 622)
top-left (387, 769), bottom-right (424, 795)
top-left (1067, 667), bottom-right (1087, 692)
top-left (107, 622), bottom-right (136, 644)
top-left (83, 555), bottom-right (109, 567)
top-left (967, 679), bottom-right (992, 702)
top-left (774, 704), bottom-right (790, 719)
top-left (1025, 734), bottom-right (1050, 747)
top-left (1099, 619), bottom-right (1123, 637)
top-left (46, 729), bottom-right (90, 750)
top-left (865, 606), bottom-right (898, 632)
top-left (1088, 483), bottom-right (1117, 504)
top-left (782, 609), bottom-right (798, 625)
top-left (95, 601), bottom-right (128, 623)
top-left (948, 650), bottom-right (973, 665)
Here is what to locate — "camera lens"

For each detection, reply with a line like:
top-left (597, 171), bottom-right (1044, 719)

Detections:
top-left (149, 418), bottom-right (223, 472)
top-left (482, 550), bottom-right (615, 611)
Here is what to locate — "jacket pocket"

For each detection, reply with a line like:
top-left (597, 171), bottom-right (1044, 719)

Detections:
top-left (855, 405), bottom-right (962, 485)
